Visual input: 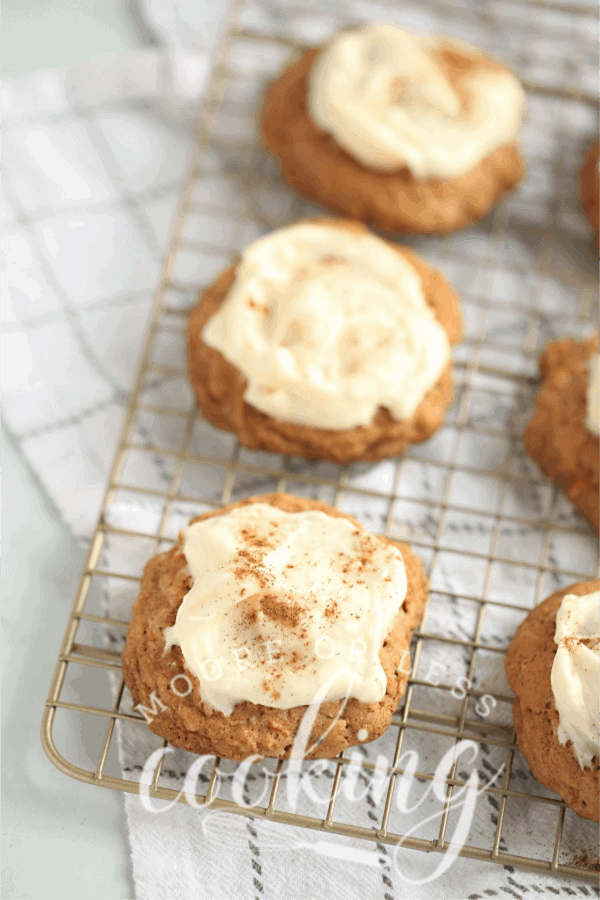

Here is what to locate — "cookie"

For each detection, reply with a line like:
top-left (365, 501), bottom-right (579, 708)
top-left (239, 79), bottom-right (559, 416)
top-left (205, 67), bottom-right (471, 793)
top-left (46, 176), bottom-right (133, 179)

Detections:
top-left (580, 141), bottom-right (599, 248)
top-left (505, 580), bottom-right (600, 822)
top-left (261, 27), bottom-right (525, 235)
top-left (523, 335), bottom-right (599, 532)
top-left (122, 493), bottom-right (429, 761)
top-left (188, 218), bottom-right (463, 464)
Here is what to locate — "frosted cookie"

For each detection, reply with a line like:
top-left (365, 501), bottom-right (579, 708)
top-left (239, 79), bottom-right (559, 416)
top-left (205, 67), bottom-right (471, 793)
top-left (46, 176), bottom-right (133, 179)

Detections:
top-left (523, 335), bottom-right (599, 532)
top-left (580, 142), bottom-right (599, 248)
top-left (187, 218), bottom-right (463, 464)
top-left (122, 493), bottom-right (429, 761)
top-left (261, 24), bottom-right (525, 234)
top-left (505, 581), bottom-right (600, 822)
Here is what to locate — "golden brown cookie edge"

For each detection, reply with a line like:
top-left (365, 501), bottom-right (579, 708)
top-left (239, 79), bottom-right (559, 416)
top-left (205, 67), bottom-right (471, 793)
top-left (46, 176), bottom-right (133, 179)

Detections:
top-left (523, 335), bottom-right (599, 533)
top-left (505, 579), bottom-right (600, 822)
top-left (580, 142), bottom-right (600, 248)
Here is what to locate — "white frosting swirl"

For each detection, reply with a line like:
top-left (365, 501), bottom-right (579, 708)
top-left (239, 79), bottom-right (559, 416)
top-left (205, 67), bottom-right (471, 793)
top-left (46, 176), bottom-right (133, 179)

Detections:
top-left (164, 503), bottom-right (408, 716)
top-left (307, 24), bottom-right (525, 180)
top-left (550, 590), bottom-right (600, 769)
top-left (586, 354), bottom-right (600, 436)
top-left (201, 222), bottom-right (451, 430)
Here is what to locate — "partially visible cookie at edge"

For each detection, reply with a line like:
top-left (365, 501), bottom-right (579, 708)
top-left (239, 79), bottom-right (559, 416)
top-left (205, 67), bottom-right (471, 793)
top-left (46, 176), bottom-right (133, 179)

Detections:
top-left (523, 334), bottom-right (599, 532)
top-left (580, 141), bottom-right (599, 248)
top-left (505, 580), bottom-right (600, 822)
top-left (122, 492), bottom-right (429, 761)
top-left (187, 218), bottom-right (463, 465)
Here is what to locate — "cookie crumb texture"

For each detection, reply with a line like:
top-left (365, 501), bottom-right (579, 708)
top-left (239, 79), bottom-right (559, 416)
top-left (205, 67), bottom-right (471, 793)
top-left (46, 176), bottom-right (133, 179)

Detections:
top-left (188, 219), bottom-right (463, 464)
top-left (261, 49), bottom-right (524, 235)
top-left (505, 580), bottom-right (600, 822)
top-left (122, 493), bottom-right (429, 760)
top-left (523, 335), bottom-right (599, 533)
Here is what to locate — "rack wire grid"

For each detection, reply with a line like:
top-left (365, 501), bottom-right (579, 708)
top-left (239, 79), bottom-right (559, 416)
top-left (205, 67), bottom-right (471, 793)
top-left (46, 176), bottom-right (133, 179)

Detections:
top-left (42, 0), bottom-right (599, 884)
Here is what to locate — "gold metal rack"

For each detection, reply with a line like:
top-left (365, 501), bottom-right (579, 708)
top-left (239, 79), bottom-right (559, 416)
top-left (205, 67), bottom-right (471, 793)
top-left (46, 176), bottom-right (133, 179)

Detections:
top-left (42, 0), bottom-right (599, 884)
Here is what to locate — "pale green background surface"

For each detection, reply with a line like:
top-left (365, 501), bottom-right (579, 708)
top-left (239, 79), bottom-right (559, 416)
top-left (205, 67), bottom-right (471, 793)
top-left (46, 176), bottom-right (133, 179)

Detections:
top-left (3, 0), bottom-right (149, 77)
top-left (2, 429), bottom-right (134, 899)
top-left (2, 3), bottom-right (147, 897)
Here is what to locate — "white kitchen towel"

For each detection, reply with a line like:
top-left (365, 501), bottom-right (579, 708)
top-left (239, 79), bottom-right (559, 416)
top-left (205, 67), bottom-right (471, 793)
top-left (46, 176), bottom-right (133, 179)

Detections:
top-left (2, 48), bottom-right (200, 537)
top-left (2, 0), bottom-right (599, 897)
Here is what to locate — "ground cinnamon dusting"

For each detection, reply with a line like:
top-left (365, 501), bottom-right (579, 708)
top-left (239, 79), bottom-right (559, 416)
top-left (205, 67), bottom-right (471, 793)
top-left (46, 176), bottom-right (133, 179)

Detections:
top-left (563, 635), bottom-right (600, 654)
top-left (231, 524), bottom-right (279, 589)
top-left (260, 594), bottom-right (304, 628)
top-left (226, 511), bottom-right (404, 700)
top-left (242, 600), bottom-right (259, 625)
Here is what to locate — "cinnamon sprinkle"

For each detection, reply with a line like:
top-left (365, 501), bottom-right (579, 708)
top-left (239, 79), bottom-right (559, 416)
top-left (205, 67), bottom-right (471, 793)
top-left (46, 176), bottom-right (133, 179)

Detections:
top-left (259, 594), bottom-right (304, 628)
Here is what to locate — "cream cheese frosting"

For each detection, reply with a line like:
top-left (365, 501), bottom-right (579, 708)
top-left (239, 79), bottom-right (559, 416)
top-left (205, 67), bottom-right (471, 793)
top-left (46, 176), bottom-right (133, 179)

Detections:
top-left (201, 222), bottom-right (451, 430)
top-left (586, 354), bottom-right (600, 436)
top-left (307, 24), bottom-right (525, 180)
top-left (550, 590), bottom-right (600, 769)
top-left (164, 503), bottom-right (408, 716)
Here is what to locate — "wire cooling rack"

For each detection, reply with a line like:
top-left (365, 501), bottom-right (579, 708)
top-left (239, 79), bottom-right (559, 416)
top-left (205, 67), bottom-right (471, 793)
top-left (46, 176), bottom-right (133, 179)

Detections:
top-left (42, 0), bottom-right (599, 884)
